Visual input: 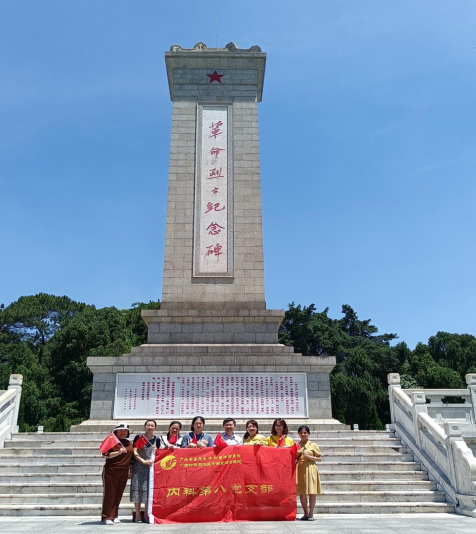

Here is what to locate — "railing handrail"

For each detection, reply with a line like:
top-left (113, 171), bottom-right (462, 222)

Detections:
top-left (419, 412), bottom-right (446, 444)
top-left (0, 402), bottom-right (15, 424)
top-left (0, 375), bottom-right (23, 448)
top-left (0, 389), bottom-right (16, 410)
top-left (403, 388), bottom-right (470, 397)
top-left (388, 372), bottom-right (476, 517)
top-left (393, 386), bottom-right (413, 409)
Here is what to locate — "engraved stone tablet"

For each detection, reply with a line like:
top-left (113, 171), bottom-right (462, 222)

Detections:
top-left (114, 373), bottom-right (308, 418)
top-left (193, 105), bottom-right (234, 277)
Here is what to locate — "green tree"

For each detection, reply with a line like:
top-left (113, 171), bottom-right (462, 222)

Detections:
top-left (427, 332), bottom-right (476, 379)
top-left (0, 295), bottom-right (160, 431)
top-left (1, 294), bottom-right (89, 364)
top-left (280, 303), bottom-right (400, 429)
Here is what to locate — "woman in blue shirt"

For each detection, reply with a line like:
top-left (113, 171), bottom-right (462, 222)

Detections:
top-left (181, 416), bottom-right (214, 448)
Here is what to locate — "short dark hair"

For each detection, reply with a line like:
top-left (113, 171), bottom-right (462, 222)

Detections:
top-left (297, 425), bottom-right (310, 434)
top-left (191, 416), bottom-right (205, 431)
top-left (144, 420), bottom-right (157, 428)
top-left (223, 418), bottom-right (236, 427)
top-left (271, 418), bottom-right (289, 436)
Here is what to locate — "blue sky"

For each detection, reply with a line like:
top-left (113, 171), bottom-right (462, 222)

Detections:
top-left (1, 1), bottom-right (475, 349)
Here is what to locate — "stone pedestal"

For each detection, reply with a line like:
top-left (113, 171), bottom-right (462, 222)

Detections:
top-left (84, 42), bottom-right (341, 428)
top-left (87, 344), bottom-right (335, 420)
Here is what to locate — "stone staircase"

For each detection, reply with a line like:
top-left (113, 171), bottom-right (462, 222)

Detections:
top-left (0, 429), bottom-right (455, 516)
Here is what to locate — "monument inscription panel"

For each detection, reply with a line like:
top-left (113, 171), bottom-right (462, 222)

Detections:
top-left (114, 373), bottom-right (308, 419)
top-left (193, 105), bottom-right (234, 277)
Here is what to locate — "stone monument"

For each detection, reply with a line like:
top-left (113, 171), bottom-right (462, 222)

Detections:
top-left (84, 43), bottom-right (340, 430)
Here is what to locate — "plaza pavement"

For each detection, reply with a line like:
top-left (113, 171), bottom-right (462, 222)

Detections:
top-left (0, 514), bottom-right (474, 534)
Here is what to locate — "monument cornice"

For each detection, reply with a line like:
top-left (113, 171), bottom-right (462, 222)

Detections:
top-left (165, 43), bottom-right (266, 102)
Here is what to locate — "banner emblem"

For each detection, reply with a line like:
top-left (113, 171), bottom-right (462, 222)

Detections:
top-left (159, 455), bottom-right (177, 471)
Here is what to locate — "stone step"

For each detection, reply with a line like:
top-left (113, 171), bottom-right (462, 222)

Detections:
top-left (0, 504), bottom-right (132, 517)
top-left (0, 490), bottom-right (446, 505)
top-left (309, 502), bottom-right (455, 514)
top-left (0, 456), bottom-right (105, 465)
top-left (308, 454), bottom-right (414, 463)
top-left (1, 469), bottom-right (430, 485)
top-left (0, 446), bottom-right (406, 458)
top-left (315, 481), bottom-right (437, 491)
top-left (128, 344), bottom-right (298, 354)
top-left (310, 491), bottom-right (447, 503)
top-left (1, 474), bottom-right (105, 484)
top-left (0, 502), bottom-right (456, 517)
top-left (10, 430), bottom-right (394, 441)
top-left (0, 464), bottom-right (104, 474)
top-left (1, 447), bottom-right (104, 454)
top-left (319, 462), bottom-right (421, 472)
top-left (318, 454), bottom-right (414, 462)
top-left (0, 460), bottom-right (422, 475)
top-left (4, 437), bottom-right (403, 448)
top-left (74, 423), bottom-right (352, 433)
top-left (20, 428), bottom-right (391, 438)
top-left (0, 453), bottom-right (413, 466)
top-left (0, 479), bottom-right (437, 495)
top-left (0, 426), bottom-right (455, 517)
top-left (320, 471), bottom-right (429, 481)
top-left (0, 483), bottom-right (109, 494)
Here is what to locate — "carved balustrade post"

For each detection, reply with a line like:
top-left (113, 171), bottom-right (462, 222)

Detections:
top-left (8, 374), bottom-right (23, 433)
top-left (465, 374), bottom-right (476, 424)
top-left (387, 373), bottom-right (401, 426)
top-left (411, 391), bottom-right (427, 449)
top-left (444, 422), bottom-right (464, 493)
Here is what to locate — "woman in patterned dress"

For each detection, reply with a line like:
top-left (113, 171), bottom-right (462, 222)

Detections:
top-left (130, 420), bottom-right (162, 522)
top-left (296, 425), bottom-right (322, 521)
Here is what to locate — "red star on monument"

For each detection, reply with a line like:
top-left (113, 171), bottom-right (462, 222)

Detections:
top-left (207, 70), bottom-right (225, 83)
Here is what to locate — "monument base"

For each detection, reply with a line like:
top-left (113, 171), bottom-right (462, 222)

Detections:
top-left (87, 343), bottom-right (337, 421)
top-left (142, 308), bottom-right (286, 344)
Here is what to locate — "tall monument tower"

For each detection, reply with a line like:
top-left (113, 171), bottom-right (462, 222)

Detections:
top-left (86, 43), bottom-right (338, 428)
top-left (145, 42), bottom-right (282, 343)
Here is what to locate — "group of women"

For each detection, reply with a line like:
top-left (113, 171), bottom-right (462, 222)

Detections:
top-left (101, 417), bottom-right (322, 525)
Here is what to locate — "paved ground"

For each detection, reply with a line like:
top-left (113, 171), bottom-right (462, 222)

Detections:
top-left (0, 514), bottom-right (474, 534)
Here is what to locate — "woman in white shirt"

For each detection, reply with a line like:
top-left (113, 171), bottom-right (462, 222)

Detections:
top-left (161, 420), bottom-right (183, 449)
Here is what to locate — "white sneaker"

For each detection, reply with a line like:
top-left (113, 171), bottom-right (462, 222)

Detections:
top-left (104, 519), bottom-right (114, 525)
top-left (113, 518), bottom-right (121, 523)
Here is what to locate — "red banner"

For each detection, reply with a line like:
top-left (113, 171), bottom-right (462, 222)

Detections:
top-left (149, 445), bottom-right (297, 523)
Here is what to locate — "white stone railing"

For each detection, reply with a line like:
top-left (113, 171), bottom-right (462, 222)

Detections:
top-left (388, 373), bottom-right (476, 517)
top-left (403, 375), bottom-right (476, 427)
top-left (0, 375), bottom-right (23, 448)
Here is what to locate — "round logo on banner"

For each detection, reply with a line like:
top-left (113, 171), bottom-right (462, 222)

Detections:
top-left (160, 455), bottom-right (177, 471)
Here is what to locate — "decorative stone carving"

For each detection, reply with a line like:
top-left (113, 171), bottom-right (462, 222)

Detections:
top-left (168, 43), bottom-right (262, 53)
top-left (388, 373), bottom-right (401, 385)
top-left (9, 374), bottom-right (23, 386)
top-left (452, 439), bottom-right (476, 494)
top-left (466, 374), bottom-right (476, 386)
